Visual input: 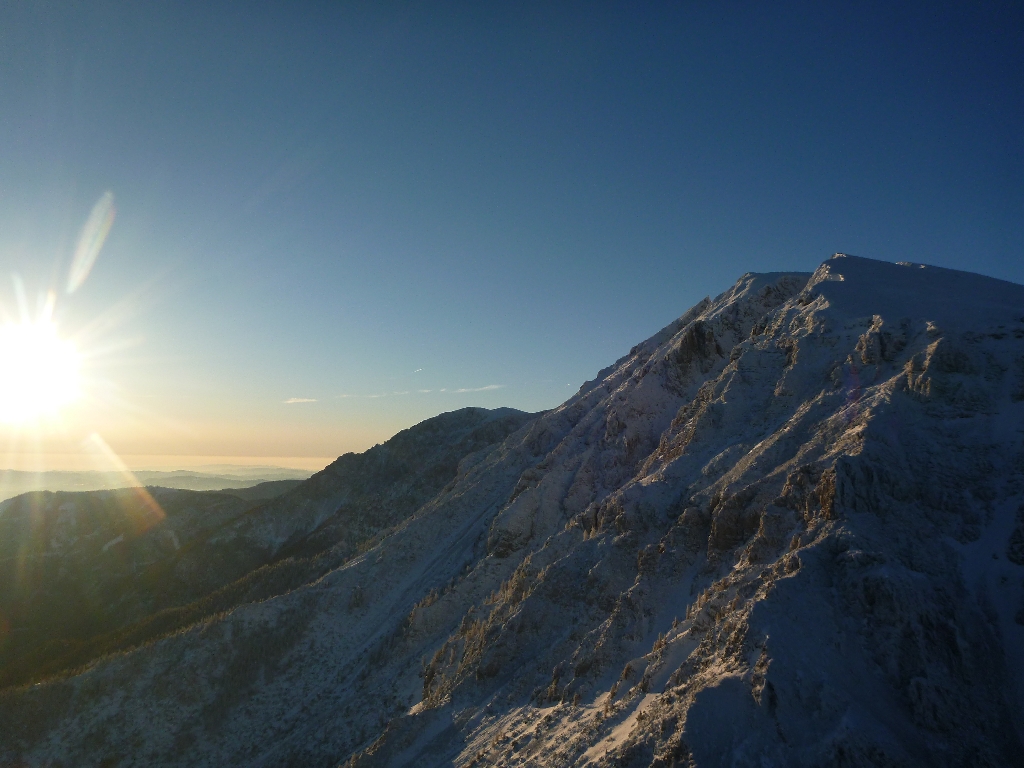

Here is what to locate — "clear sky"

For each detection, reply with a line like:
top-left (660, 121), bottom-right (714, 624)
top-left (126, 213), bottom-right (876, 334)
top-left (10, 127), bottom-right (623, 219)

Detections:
top-left (0, 2), bottom-right (1021, 471)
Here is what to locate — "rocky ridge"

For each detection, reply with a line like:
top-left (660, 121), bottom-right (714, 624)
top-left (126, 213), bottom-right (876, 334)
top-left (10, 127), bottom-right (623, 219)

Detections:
top-left (1, 255), bottom-right (1022, 767)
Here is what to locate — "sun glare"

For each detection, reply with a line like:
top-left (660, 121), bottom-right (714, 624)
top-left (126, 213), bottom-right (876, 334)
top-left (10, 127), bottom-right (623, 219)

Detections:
top-left (0, 319), bottom-right (81, 424)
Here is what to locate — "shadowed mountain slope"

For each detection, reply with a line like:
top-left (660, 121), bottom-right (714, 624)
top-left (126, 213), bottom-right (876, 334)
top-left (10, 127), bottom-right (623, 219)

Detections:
top-left (219, 478), bottom-right (304, 502)
top-left (0, 487), bottom-right (259, 688)
top-left (0, 407), bottom-right (534, 691)
top-left (2, 256), bottom-right (1023, 767)
top-left (168, 406), bottom-right (539, 598)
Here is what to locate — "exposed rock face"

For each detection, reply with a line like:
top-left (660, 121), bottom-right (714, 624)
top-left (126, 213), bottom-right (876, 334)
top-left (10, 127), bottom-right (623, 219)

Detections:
top-left (2, 255), bottom-right (1023, 768)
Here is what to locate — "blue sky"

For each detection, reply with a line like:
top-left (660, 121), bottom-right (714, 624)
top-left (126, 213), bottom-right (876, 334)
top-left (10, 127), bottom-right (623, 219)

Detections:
top-left (0, 2), bottom-right (1021, 467)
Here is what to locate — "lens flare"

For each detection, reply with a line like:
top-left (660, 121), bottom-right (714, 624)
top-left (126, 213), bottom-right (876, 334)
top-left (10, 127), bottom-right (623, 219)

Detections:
top-left (67, 190), bottom-right (115, 295)
top-left (82, 432), bottom-right (166, 531)
top-left (0, 318), bottom-right (81, 424)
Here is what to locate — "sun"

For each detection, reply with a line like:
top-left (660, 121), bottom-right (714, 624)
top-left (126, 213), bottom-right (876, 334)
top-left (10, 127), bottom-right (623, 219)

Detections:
top-left (0, 319), bottom-right (81, 425)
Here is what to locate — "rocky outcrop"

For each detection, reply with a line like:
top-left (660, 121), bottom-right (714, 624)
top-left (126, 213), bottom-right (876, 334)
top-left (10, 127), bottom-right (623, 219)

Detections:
top-left (2, 255), bottom-right (1023, 768)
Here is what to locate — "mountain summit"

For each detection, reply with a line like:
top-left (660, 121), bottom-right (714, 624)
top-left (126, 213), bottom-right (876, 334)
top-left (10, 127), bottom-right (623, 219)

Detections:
top-left (3, 255), bottom-right (1023, 767)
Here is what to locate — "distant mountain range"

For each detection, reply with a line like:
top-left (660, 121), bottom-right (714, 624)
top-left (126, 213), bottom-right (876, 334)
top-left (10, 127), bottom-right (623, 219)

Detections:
top-left (1, 255), bottom-right (1022, 767)
top-left (0, 465), bottom-right (312, 505)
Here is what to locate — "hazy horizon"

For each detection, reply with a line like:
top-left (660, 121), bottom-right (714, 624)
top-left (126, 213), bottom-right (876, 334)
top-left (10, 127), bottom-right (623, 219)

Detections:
top-left (0, 463), bottom-right (313, 507)
top-left (0, 454), bottom-right (335, 474)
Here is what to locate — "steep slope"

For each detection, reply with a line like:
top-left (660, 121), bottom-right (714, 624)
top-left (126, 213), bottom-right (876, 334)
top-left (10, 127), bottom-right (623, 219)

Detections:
top-left (0, 407), bottom-right (533, 692)
top-left (2, 255), bottom-right (1023, 768)
top-left (168, 406), bottom-right (538, 596)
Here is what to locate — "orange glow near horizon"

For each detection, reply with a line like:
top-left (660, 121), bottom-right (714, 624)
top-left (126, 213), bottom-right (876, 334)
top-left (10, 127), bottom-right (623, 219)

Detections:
top-left (0, 452), bottom-right (335, 473)
top-left (0, 189), bottom-right (370, 477)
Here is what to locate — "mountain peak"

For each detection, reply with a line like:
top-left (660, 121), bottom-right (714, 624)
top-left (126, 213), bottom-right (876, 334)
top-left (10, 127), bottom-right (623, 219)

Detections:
top-left (3, 257), bottom-right (1022, 767)
top-left (805, 252), bottom-right (1024, 330)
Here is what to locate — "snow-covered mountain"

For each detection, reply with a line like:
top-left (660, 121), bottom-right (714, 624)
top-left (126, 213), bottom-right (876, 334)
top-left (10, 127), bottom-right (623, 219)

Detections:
top-left (2, 254), bottom-right (1022, 767)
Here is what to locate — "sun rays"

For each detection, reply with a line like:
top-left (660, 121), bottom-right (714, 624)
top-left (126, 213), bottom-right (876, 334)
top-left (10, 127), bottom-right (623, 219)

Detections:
top-left (0, 191), bottom-right (166, 524)
top-left (0, 299), bottom-right (82, 425)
